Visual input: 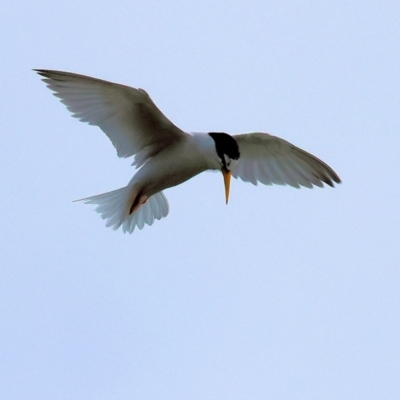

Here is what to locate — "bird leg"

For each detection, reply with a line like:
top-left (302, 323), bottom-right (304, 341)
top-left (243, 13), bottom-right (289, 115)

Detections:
top-left (129, 193), bottom-right (148, 215)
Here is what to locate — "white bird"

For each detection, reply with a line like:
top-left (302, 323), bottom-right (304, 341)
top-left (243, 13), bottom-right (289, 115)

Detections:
top-left (35, 70), bottom-right (341, 233)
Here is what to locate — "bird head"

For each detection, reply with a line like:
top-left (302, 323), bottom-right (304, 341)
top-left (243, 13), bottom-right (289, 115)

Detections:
top-left (208, 132), bottom-right (240, 204)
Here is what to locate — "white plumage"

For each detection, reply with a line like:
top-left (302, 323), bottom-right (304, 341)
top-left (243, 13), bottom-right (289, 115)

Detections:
top-left (36, 70), bottom-right (341, 233)
top-left (79, 188), bottom-right (169, 233)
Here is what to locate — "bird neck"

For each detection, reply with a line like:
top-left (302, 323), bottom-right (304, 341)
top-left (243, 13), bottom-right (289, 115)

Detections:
top-left (190, 132), bottom-right (222, 170)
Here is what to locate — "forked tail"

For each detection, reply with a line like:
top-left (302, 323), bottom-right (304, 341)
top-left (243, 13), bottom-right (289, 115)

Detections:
top-left (75, 186), bottom-right (169, 233)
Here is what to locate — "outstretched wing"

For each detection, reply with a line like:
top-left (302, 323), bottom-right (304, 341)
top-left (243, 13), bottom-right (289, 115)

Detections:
top-left (232, 133), bottom-right (341, 188)
top-left (35, 69), bottom-right (186, 166)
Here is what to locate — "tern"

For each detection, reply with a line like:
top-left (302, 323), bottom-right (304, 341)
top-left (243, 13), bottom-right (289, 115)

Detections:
top-left (35, 70), bottom-right (341, 233)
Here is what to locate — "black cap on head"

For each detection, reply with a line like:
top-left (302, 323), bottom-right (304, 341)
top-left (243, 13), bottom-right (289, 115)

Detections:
top-left (208, 132), bottom-right (240, 169)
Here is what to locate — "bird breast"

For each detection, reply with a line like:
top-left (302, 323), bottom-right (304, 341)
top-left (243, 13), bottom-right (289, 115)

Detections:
top-left (130, 134), bottom-right (218, 197)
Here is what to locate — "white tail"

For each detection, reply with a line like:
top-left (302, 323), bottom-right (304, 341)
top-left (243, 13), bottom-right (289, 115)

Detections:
top-left (76, 186), bottom-right (169, 233)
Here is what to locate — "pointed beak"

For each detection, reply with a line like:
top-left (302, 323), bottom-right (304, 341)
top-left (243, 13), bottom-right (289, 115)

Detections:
top-left (222, 168), bottom-right (231, 204)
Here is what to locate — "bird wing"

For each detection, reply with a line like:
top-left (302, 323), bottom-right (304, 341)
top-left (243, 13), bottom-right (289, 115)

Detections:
top-left (35, 69), bottom-right (187, 167)
top-left (232, 133), bottom-right (341, 188)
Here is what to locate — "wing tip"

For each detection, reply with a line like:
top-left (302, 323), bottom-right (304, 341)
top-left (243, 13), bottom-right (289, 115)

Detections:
top-left (33, 69), bottom-right (68, 83)
top-left (33, 68), bottom-right (49, 77)
top-left (326, 171), bottom-right (342, 188)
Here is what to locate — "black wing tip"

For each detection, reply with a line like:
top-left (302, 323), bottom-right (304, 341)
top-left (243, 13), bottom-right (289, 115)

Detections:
top-left (329, 171), bottom-right (342, 186)
top-left (33, 68), bottom-right (48, 75)
top-left (324, 173), bottom-right (342, 187)
top-left (333, 175), bottom-right (342, 185)
top-left (33, 69), bottom-right (71, 84)
top-left (33, 69), bottom-right (54, 80)
top-left (312, 170), bottom-right (342, 188)
top-left (34, 69), bottom-right (69, 78)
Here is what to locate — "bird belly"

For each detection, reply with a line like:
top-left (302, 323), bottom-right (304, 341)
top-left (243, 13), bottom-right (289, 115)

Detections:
top-left (130, 147), bottom-right (208, 197)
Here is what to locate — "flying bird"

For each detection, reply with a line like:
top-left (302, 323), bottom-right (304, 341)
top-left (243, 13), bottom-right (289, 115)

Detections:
top-left (35, 70), bottom-right (341, 233)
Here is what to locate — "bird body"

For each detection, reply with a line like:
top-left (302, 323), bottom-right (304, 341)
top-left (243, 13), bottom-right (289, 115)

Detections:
top-left (35, 69), bottom-right (341, 233)
top-left (129, 133), bottom-right (212, 196)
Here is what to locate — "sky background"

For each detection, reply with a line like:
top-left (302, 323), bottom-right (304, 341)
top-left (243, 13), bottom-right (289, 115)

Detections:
top-left (1, 1), bottom-right (400, 399)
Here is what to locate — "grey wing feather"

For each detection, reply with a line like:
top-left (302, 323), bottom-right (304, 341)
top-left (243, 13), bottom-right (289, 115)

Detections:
top-left (232, 133), bottom-right (341, 188)
top-left (35, 69), bottom-right (186, 165)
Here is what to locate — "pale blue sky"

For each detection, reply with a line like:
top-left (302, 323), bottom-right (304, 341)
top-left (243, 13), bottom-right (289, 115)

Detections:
top-left (1, 1), bottom-right (399, 399)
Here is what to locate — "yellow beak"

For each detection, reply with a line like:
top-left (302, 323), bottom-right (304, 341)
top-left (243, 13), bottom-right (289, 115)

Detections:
top-left (222, 168), bottom-right (231, 204)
